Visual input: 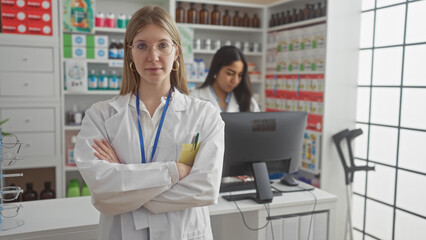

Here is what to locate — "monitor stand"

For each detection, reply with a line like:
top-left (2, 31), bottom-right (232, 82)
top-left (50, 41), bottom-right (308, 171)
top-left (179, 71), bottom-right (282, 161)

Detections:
top-left (222, 162), bottom-right (276, 204)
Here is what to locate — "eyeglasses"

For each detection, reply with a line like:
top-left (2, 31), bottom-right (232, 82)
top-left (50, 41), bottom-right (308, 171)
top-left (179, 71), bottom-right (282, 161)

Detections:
top-left (1, 203), bottom-right (23, 218)
top-left (128, 41), bottom-right (176, 56)
top-left (1, 133), bottom-right (23, 165)
top-left (1, 186), bottom-right (23, 202)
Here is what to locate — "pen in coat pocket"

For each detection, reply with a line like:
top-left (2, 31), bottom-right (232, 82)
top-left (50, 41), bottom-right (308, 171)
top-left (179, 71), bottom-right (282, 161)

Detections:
top-left (194, 132), bottom-right (199, 150)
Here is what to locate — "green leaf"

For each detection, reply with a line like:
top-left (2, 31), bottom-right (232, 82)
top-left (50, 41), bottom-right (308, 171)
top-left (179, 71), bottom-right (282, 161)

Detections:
top-left (0, 118), bottom-right (9, 125)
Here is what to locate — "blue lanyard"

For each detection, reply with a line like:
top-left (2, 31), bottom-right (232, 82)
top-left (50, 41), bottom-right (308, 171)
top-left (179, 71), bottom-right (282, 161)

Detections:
top-left (136, 88), bottom-right (172, 163)
top-left (209, 86), bottom-right (231, 112)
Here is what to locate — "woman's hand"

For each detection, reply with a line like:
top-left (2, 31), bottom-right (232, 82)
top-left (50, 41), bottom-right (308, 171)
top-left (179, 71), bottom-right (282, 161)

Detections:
top-left (92, 138), bottom-right (120, 163)
top-left (176, 163), bottom-right (192, 180)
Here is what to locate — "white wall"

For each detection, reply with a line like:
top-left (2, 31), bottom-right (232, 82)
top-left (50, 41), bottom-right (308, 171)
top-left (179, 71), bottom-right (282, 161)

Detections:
top-left (321, 0), bottom-right (361, 239)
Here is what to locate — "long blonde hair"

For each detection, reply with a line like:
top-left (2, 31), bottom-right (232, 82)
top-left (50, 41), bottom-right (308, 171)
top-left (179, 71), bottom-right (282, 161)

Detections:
top-left (120, 5), bottom-right (188, 95)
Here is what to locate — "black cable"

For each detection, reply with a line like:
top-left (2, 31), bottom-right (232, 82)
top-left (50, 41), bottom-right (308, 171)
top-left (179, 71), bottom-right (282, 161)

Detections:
top-left (305, 188), bottom-right (318, 240)
top-left (266, 203), bottom-right (275, 240)
top-left (229, 192), bottom-right (271, 231)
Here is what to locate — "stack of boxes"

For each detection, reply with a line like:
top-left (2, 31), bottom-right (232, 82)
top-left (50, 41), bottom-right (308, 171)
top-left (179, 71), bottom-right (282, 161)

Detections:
top-left (1, 0), bottom-right (52, 35)
top-left (63, 33), bottom-right (108, 59)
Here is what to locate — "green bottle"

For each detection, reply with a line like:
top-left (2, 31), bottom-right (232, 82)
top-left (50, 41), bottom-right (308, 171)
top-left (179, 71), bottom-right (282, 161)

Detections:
top-left (81, 181), bottom-right (91, 196)
top-left (67, 179), bottom-right (81, 198)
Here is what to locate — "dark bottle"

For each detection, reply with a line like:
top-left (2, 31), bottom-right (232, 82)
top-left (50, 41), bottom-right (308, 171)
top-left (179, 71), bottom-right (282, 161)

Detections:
top-left (242, 13), bottom-right (250, 27)
top-left (187, 2), bottom-right (197, 24)
top-left (40, 181), bottom-right (56, 200)
top-left (22, 182), bottom-right (38, 201)
top-left (275, 13), bottom-right (281, 26)
top-left (281, 12), bottom-right (286, 25)
top-left (251, 13), bottom-right (260, 28)
top-left (323, 1), bottom-right (327, 17)
top-left (285, 10), bottom-right (292, 23)
top-left (315, 3), bottom-right (323, 18)
top-left (232, 11), bottom-right (240, 27)
top-left (309, 4), bottom-right (315, 19)
top-left (269, 14), bottom-right (275, 27)
top-left (199, 3), bottom-right (208, 24)
top-left (303, 4), bottom-right (310, 20)
top-left (175, 2), bottom-right (185, 23)
top-left (291, 8), bottom-right (298, 23)
top-left (223, 9), bottom-right (231, 26)
top-left (211, 5), bottom-right (220, 25)
top-left (298, 8), bottom-right (304, 21)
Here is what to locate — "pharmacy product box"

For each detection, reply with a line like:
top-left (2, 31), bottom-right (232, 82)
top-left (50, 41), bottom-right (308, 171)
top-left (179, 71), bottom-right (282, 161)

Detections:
top-left (63, 0), bottom-right (94, 33)
top-left (72, 46), bottom-right (86, 59)
top-left (72, 34), bottom-right (86, 47)
top-left (95, 35), bottom-right (108, 48)
top-left (0, 0), bottom-right (27, 9)
top-left (95, 47), bottom-right (108, 60)
top-left (64, 60), bottom-right (88, 92)
top-left (27, 20), bottom-right (52, 35)
top-left (27, 0), bottom-right (52, 12)
top-left (27, 10), bottom-right (52, 25)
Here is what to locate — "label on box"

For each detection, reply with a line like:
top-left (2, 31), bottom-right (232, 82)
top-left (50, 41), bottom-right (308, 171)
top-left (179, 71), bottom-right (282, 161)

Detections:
top-left (95, 35), bottom-right (108, 47)
top-left (72, 34), bottom-right (86, 47)
top-left (65, 60), bottom-right (87, 91)
top-left (72, 47), bottom-right (86, 58)
top-left (1, 0), bottom-right (26, 8)
top-left (27, 0), bottom-right (52, 11)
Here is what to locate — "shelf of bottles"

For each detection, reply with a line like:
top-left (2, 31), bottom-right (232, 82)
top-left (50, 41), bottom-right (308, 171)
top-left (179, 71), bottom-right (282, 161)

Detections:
top-left (0, 128), bottom-right (25, 231)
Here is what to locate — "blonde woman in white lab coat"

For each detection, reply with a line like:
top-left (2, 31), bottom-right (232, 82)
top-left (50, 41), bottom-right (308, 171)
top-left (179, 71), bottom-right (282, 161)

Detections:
top-left (190, 46), bottom-right (260, 113)
top-left (74, 6), bottom-right (224, 240)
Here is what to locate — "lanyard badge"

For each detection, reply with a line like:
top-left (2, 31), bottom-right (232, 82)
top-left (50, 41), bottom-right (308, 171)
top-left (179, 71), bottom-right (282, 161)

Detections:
top-left (136, 88), bottom-right (172, 163)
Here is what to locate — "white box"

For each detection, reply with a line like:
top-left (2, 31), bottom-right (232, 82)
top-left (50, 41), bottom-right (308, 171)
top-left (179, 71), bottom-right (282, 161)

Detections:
top-left (95, 35), bottom-right (109, 48)
top-left (72, 47), bottom-right (86, 59)
top-left (64, 60), bottom-right (87, 92)
top-left (72, 34), bottom-right (86, 47)
top-left (95, 47), bottom-right (108, 59)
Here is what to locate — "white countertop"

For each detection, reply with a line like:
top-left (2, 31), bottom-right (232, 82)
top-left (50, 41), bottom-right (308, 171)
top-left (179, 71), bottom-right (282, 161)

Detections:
top-left (0, 185), bottom-right (337, 238)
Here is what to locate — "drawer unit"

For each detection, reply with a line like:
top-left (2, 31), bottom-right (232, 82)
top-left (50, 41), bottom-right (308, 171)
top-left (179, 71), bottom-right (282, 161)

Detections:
top-left (0, 108), bottom-right (55, 132)
top-left (0, 46), bottom-right (54, 72)
top-left (0, 72), bottom-right (55, 97)
top-left (15, 132), bottom-right (56, 157)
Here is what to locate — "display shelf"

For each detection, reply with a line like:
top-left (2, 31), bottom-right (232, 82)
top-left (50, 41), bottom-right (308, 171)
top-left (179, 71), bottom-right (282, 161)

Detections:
top-left (65, 166), bottom-right (78, 172)
top-left (94, 27), bottom-right (126, 34)
top-left (177, 23), bottom-right (262, 32)
top-left (64, 125), bottom-right (81, 131)
top-left (64, 90), bottom-right (120, 95)
top-left (267, 16), bottom-right (327, 32)
top-left (194, 49), bottom-right (262, 56)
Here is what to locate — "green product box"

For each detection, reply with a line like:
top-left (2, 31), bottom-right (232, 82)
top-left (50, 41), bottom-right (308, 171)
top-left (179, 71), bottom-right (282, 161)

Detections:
top-left (63, 33), bottom-right (72, 46)
top-left (64, 46), bottom-right (72, 58)
top-left (86, 35), bottom-right (95, 48)
top-left (86, 47), bottom-right (95, 59)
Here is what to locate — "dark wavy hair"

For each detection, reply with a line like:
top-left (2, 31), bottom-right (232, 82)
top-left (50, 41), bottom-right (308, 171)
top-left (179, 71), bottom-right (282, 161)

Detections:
top-left (200, 46), bottom-right (253, 112)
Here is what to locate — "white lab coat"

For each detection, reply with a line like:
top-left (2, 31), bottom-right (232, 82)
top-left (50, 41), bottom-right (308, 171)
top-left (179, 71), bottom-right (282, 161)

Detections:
top-left (74, 89), bottom-right (224, 240)
top-left (190, 87), bottom-right (260, 112)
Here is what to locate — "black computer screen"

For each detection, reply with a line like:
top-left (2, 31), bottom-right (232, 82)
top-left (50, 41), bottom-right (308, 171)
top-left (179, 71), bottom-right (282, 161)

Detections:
top-left (221, 111), bottom-right (308, 178)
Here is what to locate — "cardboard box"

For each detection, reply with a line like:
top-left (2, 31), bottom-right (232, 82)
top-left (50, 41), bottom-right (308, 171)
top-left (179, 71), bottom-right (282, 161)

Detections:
top-left (64, 60), bottom-right (87, 92)
top-left (27, 0), bottom-right (51, 12)
top-left (63, 0), bottom-right (94, 33)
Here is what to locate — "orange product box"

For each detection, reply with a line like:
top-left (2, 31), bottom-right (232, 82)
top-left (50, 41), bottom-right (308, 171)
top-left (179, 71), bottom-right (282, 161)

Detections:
top-left (27, 0), bottom-right (51, 11)
top-left (0, 0), bottom-right (27, 9)
top-left (27, 20), bottom-right (51, 35)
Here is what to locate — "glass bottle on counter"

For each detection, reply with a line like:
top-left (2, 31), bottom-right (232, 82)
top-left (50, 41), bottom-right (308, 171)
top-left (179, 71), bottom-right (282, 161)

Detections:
top-left (242, 13), bottom-right (250, 27)
top-left (187, 2), bottom-right (197, 24)
top-left (22, 182), bottom-right (38, 201)
top-left (251, 13), bottom-right (260, 28)
top-left (199, 4), bottom-right (208, 24)
top-left (232, 11), bottom-right (240, 27)
top-left (40, 181), bottom-right (56, 199)
top-left (175, 2), bottom-right (184, 23)
top-left (223, 9), bottom-right (231, 26)
top-left (211, 5), bottom-right (220, 25)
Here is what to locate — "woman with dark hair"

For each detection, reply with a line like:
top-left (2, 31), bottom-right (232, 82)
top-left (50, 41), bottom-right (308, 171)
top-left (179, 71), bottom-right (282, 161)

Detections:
top-left (191, 46), bottom-right (260, 112)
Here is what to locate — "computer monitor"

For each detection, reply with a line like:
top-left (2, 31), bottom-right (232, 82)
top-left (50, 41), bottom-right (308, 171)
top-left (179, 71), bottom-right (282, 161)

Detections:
top-left (220, 111), bottom-right (308, 203)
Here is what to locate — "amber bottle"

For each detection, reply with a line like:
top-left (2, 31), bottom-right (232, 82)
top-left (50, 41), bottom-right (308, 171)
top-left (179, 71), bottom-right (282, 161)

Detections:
top-left (291, 8), bottom-right (298, 23)
top-left (22, 182), bottom-right (38, 201)
top-left (211, 5), bottom-right (220, 25)
top-left (269, 14), bottom-right (275, 27)
top-left (281, 12), bottom-right (286, 25)
top-left (242, 13), bottom-right (250, 27)
top-left (285, 10), bottom-right (291, 23)
top-left (315, 3), bottom-right (323, 18)
top-left (223, 9), bottom-right (231, 26)
top-left (187, 2), bottom-right (197, 24)
top-left (303, 4), bottom-right (310, 20)
top-left (232, 11), bottom-right (240, 27)
top-left (199, 4), bottom-right (208, 24)
top-left (175, 2), bottom-right (184, 23)
top-left (40, 181), bottom-right (56, 199)
top-left (251, 13), bottom-right (260, 28)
